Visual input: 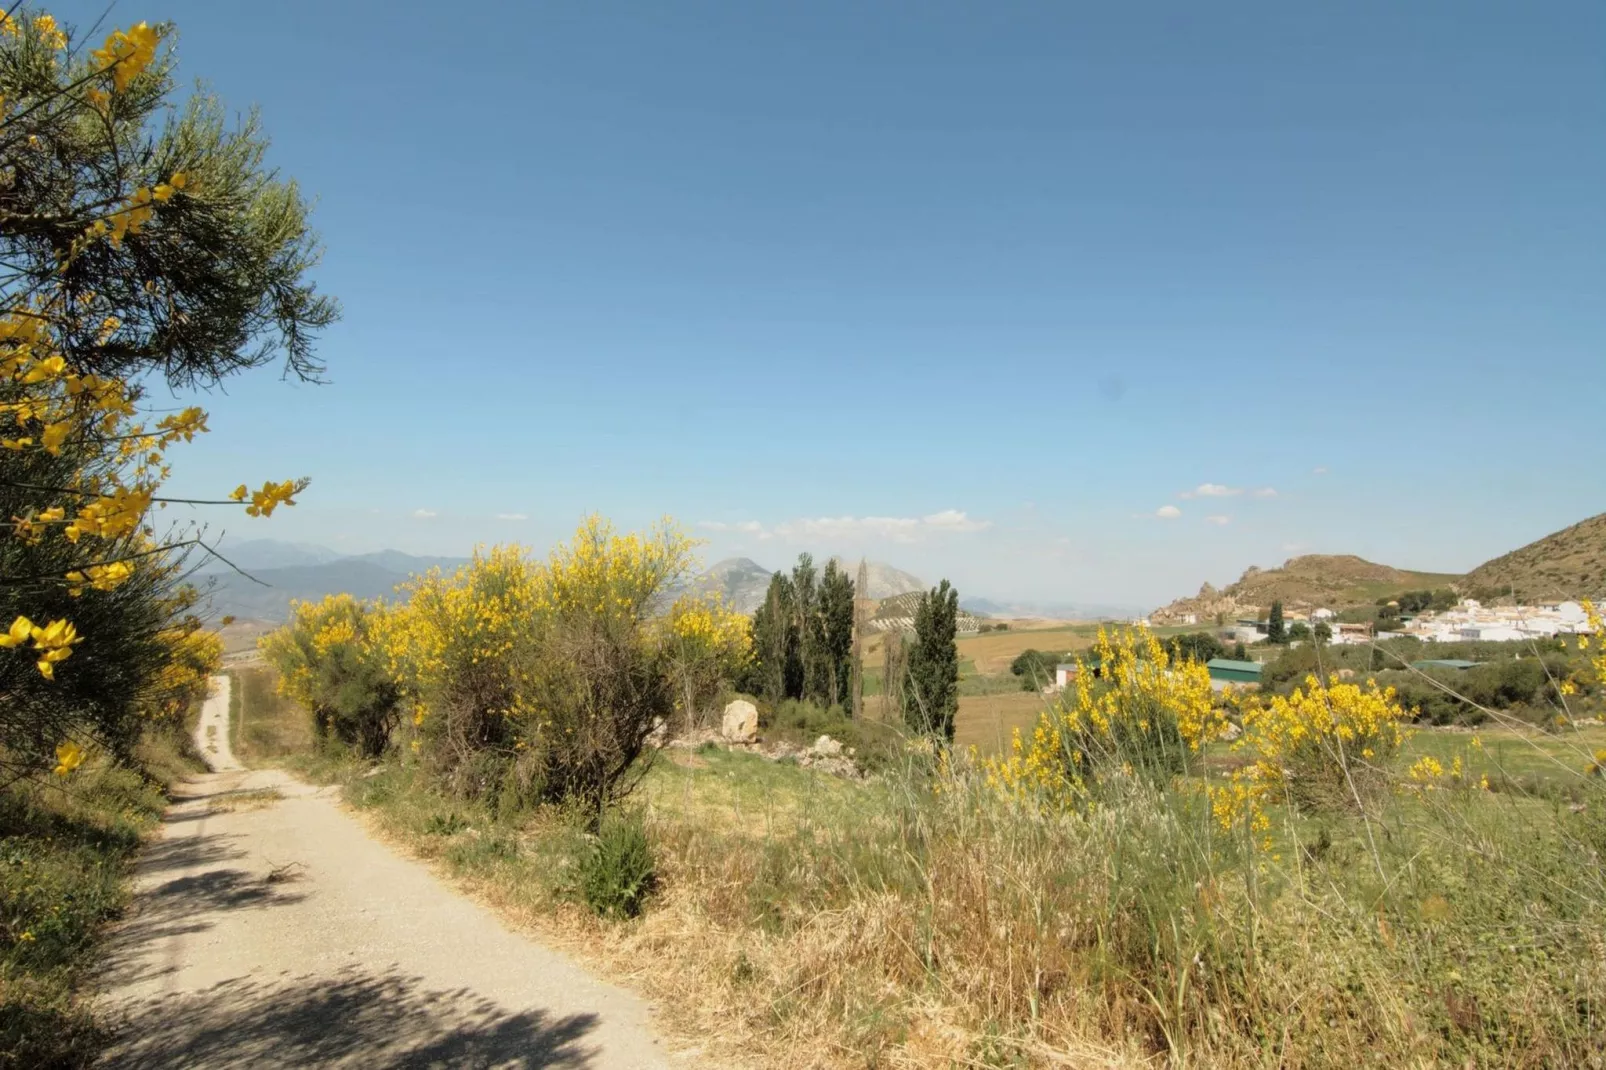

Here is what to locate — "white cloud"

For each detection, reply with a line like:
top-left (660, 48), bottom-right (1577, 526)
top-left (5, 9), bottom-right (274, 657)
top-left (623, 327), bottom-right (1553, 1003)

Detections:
top-left (412, 508), bottom-right (438, 519)
top-left (698, 519), bottom-right (765, 534)
top-left (920, 509), bottom-right (992, 533)
top-left (1312, 466), bottom-right (1329, 476)
top-left (700, 510), bottom-right (990, 543)
top-left (1251, 487), bottom-right (1278, 498)
top-left (1155, 505), bottom-right (1182, 519)
top-left (495, 512), bottom-right (528, 521)
top-left (1205, 515), bottom-right (1231, 525)
top-left (1179, 483), bottom-right (1241, 499)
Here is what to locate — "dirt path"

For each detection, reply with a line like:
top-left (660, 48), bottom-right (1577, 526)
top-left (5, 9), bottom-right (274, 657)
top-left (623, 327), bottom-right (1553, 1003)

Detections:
top-left (96, 675), bottom-right (673, 1069)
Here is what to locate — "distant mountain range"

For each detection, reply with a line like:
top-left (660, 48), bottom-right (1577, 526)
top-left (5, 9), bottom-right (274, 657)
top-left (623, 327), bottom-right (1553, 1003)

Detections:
top-left (198, 539), bottom-right (466, 622)
top-left (197, 539), bottom-right (1153, 626)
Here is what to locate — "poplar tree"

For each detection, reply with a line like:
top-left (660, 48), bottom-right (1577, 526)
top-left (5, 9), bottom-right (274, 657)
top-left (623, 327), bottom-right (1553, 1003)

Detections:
top-left (816, 559), bottom-right (855, 710)
top-left (904, 580), bottom-right (960, 741)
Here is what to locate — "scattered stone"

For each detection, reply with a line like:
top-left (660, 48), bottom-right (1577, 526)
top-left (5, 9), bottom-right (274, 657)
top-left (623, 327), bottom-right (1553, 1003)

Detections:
top-left (1337, 668), bottom-right (1357, 680)
top-left (812, 756), bottom-right (862, 780)
top-left (721, 700), bottom-right (759, 743)
top-left (812, 734), bottom-right (844, 758)
top-left (646, 718), bottom-right (670, 746)
top-left (1573, 717), bottom-right (1604, 727)
top-left (1219, 722), bottom-right (1242, 742)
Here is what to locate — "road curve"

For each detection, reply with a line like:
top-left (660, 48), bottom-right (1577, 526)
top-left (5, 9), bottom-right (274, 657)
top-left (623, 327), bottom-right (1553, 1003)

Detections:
top-left (96, 675), bottom-right (674, 1069)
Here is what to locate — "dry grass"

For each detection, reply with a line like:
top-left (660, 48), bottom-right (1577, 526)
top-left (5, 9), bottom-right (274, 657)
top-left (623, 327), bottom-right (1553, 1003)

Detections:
top-left (955, 690), bottom-right (1056, 754)
top-left (231, 665), bottom-right (315, 763)
top-left (333, 747), bottom-right (1606, 1069)
top-left (236, 645), bottom-right (1606, 1068)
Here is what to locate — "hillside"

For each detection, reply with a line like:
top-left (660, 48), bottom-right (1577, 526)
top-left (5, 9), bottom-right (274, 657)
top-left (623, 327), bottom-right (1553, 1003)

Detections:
top-left (1462, 512), bottom-right (1606, 602)
top-left (1153, 554), bottom-right (1461, 623)
top-left (869, 590), bottom-right (982, 634)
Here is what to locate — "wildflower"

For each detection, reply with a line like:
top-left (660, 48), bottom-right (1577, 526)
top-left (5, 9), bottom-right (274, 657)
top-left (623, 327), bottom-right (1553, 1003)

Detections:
top-left (91, 22), bottom-right (159, 92)
top-left (1409, 756), bottom-right (1445, 782)
top-left (53, 740), bottom-right (85, 776)
top-left (33, 14), bottom-right (66, 49)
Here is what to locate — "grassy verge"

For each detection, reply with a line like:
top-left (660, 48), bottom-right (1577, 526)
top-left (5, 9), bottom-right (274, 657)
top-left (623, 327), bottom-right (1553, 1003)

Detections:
top-left (234, 664), bottom-right (1606, 1067)
top-left (0, 725), bottom-right (202, 1068)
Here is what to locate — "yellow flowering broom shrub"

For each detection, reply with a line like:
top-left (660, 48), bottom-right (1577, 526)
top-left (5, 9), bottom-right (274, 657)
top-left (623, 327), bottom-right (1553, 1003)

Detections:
top-left (984, 627), bottom-right (1225, 805)
top-left (377, 517), bottom-right (706, 822)
top-left (1, 5), bottom-right (335, 778)
top-left (662, 590), bottom-right (752, 728)
top-left (260, 594), bottom-right (400, 757)
top-left (1211, 674), bottom-right (1411, 837)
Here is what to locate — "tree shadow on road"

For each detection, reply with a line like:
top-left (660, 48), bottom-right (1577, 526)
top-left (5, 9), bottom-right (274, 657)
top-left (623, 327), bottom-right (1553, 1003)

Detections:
top-left (101, 965), bottom-right (602, 1068)
top-left (97, 832), bottom-right (310, 988)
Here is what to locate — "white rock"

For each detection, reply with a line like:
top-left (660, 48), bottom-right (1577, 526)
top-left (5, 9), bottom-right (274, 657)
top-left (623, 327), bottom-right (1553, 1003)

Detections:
top-left (721, 699), bottom-right (759, 743)
top-left (812, 734), bottom-right (844, 758)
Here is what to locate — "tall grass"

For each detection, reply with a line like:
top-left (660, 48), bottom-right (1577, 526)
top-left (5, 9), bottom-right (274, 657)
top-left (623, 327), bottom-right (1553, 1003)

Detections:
top-left (0, 724), bottom-right (202, 1068)
top-left (306, 727), bottom-right (1606, 1067)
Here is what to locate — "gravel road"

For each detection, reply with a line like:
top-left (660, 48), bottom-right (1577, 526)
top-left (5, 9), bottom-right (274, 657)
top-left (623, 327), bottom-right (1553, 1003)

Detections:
top-left (96, 675), bottom-right (673, 1069)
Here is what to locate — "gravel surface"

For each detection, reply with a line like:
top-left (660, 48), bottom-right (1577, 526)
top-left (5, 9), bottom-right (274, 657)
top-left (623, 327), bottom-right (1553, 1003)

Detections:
top-left (96, 675), bottom-right (673, 1069)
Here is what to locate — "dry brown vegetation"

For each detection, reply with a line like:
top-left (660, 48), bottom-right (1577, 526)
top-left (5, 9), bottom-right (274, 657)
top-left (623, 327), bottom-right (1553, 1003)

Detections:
top-left (1463, 511), bottom-right (1606, 602)
top-left (229, 665), bottom-right (314, 763)
top-left (955, 690), bottom-right (1056, 753)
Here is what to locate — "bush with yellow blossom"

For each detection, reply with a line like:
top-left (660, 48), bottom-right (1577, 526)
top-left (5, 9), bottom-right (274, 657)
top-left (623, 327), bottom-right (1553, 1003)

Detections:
top-left (374, 517), bottom-right (702, 823)
top-left (1, 6), bottom-right (335, 778)
top-left (1209, 674), bottom-right (1411, 841)
top-left (261, 594), bottom-right (400, 757)
top-left (984, 626), bottom-right (1225, 805)
top-left (662, 591), bottom-right (752, 729)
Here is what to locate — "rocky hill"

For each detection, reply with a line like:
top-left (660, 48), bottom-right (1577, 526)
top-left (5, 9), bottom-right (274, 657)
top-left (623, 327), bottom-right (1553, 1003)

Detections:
top-left (1462, 512), bottom-right (1606, 602)
top-left (691, 558), bottom-right (777, 614)
top-left (691, 558), bottom-right (928, 614)
top-left (1152, 554), bottom-right (1461, 623)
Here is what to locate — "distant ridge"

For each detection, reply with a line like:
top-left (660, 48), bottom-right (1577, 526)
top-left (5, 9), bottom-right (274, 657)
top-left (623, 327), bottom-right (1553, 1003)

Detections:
top-left (1153, 554), bottom-right (1460, 623)
top-left (197, 540), bottom-right (467, 622)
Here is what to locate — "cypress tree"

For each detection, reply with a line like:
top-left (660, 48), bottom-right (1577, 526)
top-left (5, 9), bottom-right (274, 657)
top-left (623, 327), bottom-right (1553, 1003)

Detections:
top-left (904, 580), bottom-right (960, 741)
top-left (817, 559), bottom-right (856, 710)
top-left (1267, 601), bottom-right (1287, 644)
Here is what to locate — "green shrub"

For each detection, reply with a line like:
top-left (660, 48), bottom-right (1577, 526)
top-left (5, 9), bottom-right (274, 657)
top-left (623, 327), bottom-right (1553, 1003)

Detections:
top-left (578, 811), bottom-right (656, 919)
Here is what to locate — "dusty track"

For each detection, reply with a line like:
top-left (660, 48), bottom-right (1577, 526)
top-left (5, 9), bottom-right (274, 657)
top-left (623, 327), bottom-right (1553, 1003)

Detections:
top-left (96, 675), bottom-right (672, 1069)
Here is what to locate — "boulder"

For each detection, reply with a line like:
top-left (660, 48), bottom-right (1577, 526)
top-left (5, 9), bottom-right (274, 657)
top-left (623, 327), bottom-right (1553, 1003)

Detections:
top-left (721, 699), bottom-right (759, 743)
top-left (812, 734), bottom-right (844, 758)
top-left (1219, 722), bottom-right (1242, 742)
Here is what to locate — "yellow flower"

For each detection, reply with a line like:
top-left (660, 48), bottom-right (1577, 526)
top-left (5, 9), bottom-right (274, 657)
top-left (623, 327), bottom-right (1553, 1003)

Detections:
top-left (33, 14), bottom-right (67, 49)
top-left (0, 616), bottom-right (34, 648)
top-left (53, 740), bottom-right (84, 776)
top-left (91, 22), bottom-right (159, 92)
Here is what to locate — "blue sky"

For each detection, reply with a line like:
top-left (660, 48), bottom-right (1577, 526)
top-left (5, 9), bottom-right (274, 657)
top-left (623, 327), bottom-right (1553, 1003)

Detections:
top-left (61, 0), bottom-right (1605, 606)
